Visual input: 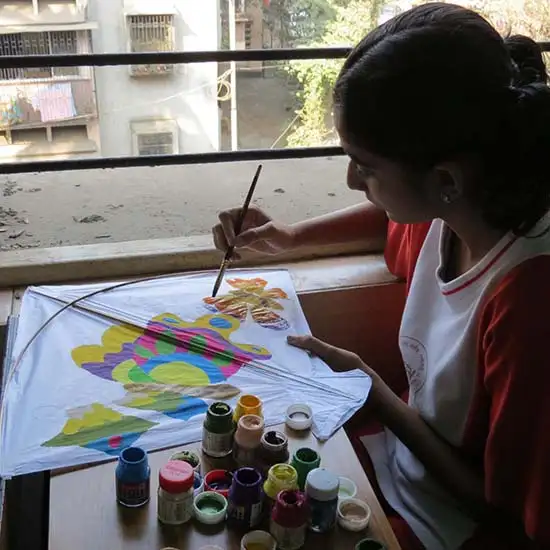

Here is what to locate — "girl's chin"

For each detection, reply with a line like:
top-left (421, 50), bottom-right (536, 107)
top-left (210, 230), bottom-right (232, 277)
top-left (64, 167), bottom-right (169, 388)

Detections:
top-left (385, 209), bottom-right (406, 223)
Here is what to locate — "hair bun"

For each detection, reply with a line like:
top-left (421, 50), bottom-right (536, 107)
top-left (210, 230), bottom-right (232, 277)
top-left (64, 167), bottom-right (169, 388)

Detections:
top-left (511, 82), bottom-right (550, 127)
top-left (505, 34), bottom-right (547, 86)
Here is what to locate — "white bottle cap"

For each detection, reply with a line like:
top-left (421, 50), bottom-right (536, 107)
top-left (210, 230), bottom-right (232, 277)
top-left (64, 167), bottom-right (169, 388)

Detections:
top-left (285, 403), bottom-right (313, 431)
top-left (337, 497), bottom-right (371, 532)
top-left (305, 468), bottom-right (339, 501)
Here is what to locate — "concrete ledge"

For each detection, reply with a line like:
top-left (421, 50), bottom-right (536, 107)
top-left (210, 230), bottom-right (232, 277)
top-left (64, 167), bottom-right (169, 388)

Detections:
top-left (0, 234), bottom-right (386, 288)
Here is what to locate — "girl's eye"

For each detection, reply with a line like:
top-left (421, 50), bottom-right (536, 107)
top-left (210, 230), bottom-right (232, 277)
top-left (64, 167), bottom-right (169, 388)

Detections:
top-left (356, 164), bottom-right (374, 178)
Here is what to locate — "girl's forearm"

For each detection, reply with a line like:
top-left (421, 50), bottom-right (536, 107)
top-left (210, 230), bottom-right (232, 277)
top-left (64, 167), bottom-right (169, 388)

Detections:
top-left (290, 202), bottom-right (387, 248)
top-left (378, 385), bottom-right (487, 518)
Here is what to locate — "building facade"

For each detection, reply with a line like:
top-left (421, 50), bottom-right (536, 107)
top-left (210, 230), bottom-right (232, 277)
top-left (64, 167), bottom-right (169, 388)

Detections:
top-left (0, 0), bottom-right (221, 163)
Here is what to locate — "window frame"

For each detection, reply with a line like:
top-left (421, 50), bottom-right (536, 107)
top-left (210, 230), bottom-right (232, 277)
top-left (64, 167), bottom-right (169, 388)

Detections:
top-left (0, 30), bottom-right (84, 81)
top-left (126, 13), bottom-right (176, 78)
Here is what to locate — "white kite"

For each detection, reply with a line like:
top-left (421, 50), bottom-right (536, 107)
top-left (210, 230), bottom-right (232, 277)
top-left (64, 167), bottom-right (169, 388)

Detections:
top-left (0, 269), bottom-right (371, 477)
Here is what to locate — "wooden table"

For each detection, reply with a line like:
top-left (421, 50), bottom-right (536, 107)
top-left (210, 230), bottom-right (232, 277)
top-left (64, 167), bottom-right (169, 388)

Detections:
top-left (49, 425), bottom-right (401, 550)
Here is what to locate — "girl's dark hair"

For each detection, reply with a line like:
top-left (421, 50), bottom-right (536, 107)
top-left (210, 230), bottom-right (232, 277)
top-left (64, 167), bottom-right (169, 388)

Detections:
top-left (334, 3), bottom-right (550, 235)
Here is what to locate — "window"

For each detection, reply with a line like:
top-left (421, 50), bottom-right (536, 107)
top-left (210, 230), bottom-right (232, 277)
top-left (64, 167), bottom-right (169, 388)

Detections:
top-left (127, 14), bottom-right (175, 77)
top-left (136, 132), bottom-right (174, 156)
top-left (0, 31), bottom-right (80, 80)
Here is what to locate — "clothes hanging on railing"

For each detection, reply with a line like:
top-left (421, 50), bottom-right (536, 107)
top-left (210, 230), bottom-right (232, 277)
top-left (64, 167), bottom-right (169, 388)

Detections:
top-left (32, 82), bottom-right (77, 122)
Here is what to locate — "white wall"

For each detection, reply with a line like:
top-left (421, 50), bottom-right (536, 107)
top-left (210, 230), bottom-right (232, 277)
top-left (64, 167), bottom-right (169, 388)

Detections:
top-left (89, 0), bottom-right (220, 157)
top-left (0, 1), bottom-right (87, 28)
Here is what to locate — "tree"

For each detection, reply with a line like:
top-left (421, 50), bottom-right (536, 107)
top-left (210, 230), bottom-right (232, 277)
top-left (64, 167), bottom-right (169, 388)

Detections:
top-left (470, 0), bottom-right (550, 39)
top-left (287, 0), bottom-right (550, 148)
top-left (263, 0), bottom-right (338, 48)
top-left (286, 0), bottom-right (388, 147)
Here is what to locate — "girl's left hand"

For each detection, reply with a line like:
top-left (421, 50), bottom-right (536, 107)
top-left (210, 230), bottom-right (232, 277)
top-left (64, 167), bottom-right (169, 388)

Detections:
top-left (288, 334), bottom-right (370, 373)
top-left (287, 335), bottom-right (392, 411)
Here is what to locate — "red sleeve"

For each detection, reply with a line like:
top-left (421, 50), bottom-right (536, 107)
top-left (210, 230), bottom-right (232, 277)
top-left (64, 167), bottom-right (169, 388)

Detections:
top-left (474, 255), bottom-right (550, 547)
top-left (384, 221), bottom-right (431, 290)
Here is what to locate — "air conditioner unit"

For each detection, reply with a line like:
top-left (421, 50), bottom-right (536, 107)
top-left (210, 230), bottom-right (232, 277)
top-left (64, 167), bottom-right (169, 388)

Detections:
top-left (129, 64), bottom-right (174, 77)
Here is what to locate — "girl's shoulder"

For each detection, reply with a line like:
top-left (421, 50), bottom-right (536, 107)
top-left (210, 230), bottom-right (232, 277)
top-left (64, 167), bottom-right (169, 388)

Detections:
top-left (384, 221), bottom-right (432, 285)
top-left (481, 253), bottom-right (550, 321)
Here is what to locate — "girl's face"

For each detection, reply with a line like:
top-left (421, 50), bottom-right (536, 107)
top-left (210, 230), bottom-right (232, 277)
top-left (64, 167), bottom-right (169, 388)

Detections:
top-left (338, 121), bottom-right (443, 224)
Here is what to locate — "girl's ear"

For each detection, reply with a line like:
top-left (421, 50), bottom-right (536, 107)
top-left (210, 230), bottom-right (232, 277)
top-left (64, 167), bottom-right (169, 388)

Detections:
top-left (429, 161), bottom-right (466, 206)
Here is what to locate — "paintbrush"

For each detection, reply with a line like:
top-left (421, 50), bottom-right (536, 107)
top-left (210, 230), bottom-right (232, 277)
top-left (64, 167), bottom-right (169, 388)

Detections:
top-left (211, 164), bottom-right (263, 298)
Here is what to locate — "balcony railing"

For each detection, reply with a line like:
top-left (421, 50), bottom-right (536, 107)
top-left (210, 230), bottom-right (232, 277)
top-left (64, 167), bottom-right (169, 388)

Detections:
top-left (0, 44), bottom-right (547, 174)
top-left (0, 76), bottom-right (96, 129)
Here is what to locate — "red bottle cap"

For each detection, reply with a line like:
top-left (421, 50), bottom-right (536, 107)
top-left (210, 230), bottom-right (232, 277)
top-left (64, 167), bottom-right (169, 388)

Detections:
top-left (159, 460), bottom-right (194, 493)
top-left (272, 490), bottom-right (308, 528)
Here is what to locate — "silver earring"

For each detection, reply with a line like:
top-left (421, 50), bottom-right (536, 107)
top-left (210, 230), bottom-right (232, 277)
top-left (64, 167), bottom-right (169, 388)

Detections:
top-left (441, 192), bottom-right (452, 204)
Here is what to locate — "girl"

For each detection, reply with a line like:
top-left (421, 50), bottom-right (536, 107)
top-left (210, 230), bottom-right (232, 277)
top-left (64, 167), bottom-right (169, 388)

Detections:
top-left (213, 3), bottom-right (550, 549)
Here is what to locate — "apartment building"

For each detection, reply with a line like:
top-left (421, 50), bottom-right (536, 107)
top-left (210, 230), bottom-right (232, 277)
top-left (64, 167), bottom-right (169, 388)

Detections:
top-left (90, 0), bottom-right (221, 157)
top-left (235, 0), bottom-right (263, 73)
top-left (0, 0), bottom-right (221, 162)
top-left (0, 0), bottom-right (98, 162)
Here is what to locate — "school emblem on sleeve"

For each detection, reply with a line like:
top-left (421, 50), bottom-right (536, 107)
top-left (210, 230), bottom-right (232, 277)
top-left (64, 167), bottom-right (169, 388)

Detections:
top-left (399, 336), bottom-right (428, 404)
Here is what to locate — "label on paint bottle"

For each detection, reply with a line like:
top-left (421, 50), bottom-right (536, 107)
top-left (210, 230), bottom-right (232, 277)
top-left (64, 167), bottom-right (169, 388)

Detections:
top-left (270, 520), bottom-right (306, 550)
top-left (116, 479), bottom-right (150, 507)
top-left (202, 427), bottom-right (233, 457)
top-left (250, 501), bottom-right (262, 527)
top-left (157, 493), bottom-right (193, 525)
top-left (228, 501), bottom-right (263, 528)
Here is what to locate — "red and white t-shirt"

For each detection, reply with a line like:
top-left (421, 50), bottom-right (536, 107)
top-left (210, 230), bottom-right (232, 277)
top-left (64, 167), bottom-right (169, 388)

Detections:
top-left (361, 216), bottom-right (550, 549)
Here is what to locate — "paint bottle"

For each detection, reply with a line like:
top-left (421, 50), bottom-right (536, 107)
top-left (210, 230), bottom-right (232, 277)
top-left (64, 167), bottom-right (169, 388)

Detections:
top-left (227, 467), bottom-right (264, 530)
top-left (194, 471), bottom-right (205, 497)
top-left (257, 430), bottom-right (289, 475)
top-left (170, 448), bottom-right (201, 473)
top-left (233, 394), bottom-right (263, 423)
top-left (115, 446), bottom-right (150, 508)
top-left (270, 490), bottom-right (309, 550)
top-left (157, 460), bottom-right (195, 525)
top-left (204, 469), bottom-right (233, 498)
top-left (305, 468), bottom-right (340, 533)
top-left (193, 491), bottom-right (228, 526)
top-left (263, 464), bottom-right (298, 512)
top-left (240, 530), bottom-right (277, 550)
top-left (202, 401), bottom-right (235, 458)
top-left (234, 414), bottom-right (264, 467)
top-left (290, 447), bottom-right (321, 491)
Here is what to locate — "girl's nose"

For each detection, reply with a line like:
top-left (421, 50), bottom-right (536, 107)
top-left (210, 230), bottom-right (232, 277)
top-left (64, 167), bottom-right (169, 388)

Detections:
top-left (346, 161), bottom-right (365, 191)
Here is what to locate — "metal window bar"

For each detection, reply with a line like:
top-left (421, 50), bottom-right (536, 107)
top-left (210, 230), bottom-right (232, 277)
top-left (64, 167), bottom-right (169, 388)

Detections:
top-left (128, 14), bottom-right (175, 53)
top-left (127, 14), bottom-right (175, 76)
top-left (0, 43), bottom-right (547, 174)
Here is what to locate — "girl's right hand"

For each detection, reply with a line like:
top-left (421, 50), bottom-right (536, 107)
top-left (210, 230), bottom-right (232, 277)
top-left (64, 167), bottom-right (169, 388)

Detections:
top-left (212, 206), bottom-right (297, 257)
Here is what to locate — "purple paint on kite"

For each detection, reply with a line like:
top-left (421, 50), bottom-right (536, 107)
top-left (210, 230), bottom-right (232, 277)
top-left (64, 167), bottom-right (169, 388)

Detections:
top-left (146, 322), bottom-right (270, 363)
top-left (78, 315), bottom-right (271, 383)
top-left (81, 342), bottom-right (137, 380)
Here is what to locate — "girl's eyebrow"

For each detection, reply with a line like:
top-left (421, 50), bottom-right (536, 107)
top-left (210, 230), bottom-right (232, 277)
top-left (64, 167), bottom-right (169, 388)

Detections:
top-left (349, 153), bottom-right (374, 170)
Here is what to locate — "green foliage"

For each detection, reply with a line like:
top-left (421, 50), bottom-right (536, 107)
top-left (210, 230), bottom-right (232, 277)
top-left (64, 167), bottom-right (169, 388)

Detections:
top-left (263, 0), bottom-right (337, 47)
top-left (287, 0), bottom-right (387, 147)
